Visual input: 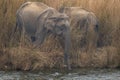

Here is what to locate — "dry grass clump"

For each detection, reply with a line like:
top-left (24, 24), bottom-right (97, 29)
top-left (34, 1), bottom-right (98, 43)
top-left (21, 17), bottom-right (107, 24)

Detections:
top-left (0, 46), bottom-right (64, 70)
top-left (10, 35), bottom-right (64, 70)
top-left (0, 0), bottom-right (120, 70)
top-left (9, 47), bottom-right (63, 70)
top-left (70, 46), bottom-right (119, 68)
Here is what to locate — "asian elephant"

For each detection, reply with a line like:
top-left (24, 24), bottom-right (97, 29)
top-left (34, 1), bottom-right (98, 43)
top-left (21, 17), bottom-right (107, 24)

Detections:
top-left (15, 2), bottom-right (71, 69)
top-left (59, 7), bottom-right (99, 52)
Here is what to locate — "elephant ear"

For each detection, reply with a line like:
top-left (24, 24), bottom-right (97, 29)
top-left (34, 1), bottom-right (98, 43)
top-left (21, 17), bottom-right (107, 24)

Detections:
top-left (35, 8), bottom-right (54, 36)
top-left (37, 8), bottom-right (53, 26)
top-left (43, 14), bottom-right (59, 31)
top-left (34, 8), bottom-right (54, 46)
top-left (45, 14), bottom-right (63, 31)
top-left (46, 14), bottom-right (69, 31)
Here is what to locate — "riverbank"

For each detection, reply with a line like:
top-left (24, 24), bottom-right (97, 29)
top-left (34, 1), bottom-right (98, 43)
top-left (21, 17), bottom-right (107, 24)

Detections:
top-left (0, 69), bottom-right (120, 80)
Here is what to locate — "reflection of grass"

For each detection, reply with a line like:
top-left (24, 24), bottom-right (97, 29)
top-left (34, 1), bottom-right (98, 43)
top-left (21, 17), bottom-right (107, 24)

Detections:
top-left (0, 0), bottom-right (120, 70)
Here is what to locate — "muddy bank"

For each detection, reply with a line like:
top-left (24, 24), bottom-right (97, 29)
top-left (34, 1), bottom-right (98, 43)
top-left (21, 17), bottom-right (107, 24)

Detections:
top-left (0, 69), bottom-right (120, 80)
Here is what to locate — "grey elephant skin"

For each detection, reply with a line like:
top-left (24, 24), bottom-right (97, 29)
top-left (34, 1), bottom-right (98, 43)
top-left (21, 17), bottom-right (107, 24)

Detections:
top-left (59, 7), bottom-right (99, 52)
top-left (15, 2), bottom-right (71, 69)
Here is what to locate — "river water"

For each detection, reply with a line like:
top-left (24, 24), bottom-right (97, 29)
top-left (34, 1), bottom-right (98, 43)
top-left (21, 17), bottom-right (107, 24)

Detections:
top-left (0, 69), bottom-right (120, 80)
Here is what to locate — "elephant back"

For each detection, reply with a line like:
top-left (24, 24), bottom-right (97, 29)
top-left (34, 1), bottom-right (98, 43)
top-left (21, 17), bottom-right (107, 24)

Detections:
top-left (17, 2), bottom-right (48, 12)
top-left (59, 7), bottom-right (98, 34)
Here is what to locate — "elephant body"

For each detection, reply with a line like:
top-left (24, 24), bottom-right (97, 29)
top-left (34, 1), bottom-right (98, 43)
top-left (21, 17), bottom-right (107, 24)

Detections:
top-left (16, 2), bottom-right (53, 40)
top-left (59, 7), bottom-right (98, 52)
top-left (16, 2), bottom-right (71, 69)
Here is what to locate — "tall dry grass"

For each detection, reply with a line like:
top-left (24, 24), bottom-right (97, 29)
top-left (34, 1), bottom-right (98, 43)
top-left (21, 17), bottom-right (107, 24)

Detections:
top-left (0, 0), bottom-right (120, 70)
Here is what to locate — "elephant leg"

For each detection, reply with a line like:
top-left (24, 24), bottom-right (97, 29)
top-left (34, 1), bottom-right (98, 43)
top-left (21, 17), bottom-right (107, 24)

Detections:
top-left (87, 31), bottom-right (97, 53)
top-left (64, 54), bottom-right (71, 70)
top-left (9, 24), bottom-right (19, 46)
top-left (19, 26), bottom-right (25, 47)
top-left (33, 29), bottom-right (47, 48)
top-left (31, 36), bottom-right (36, 42)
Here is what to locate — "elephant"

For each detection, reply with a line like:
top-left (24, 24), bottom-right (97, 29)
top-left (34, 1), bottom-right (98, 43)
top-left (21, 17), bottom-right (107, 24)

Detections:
top-left (15, 2), bottom-right (71, 70)
top-left (59, 7), bottom-right (99, 52)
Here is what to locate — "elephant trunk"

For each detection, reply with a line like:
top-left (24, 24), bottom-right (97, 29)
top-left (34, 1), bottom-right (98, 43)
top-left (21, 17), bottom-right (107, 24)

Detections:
top-left (63, 26), bottom-right (71, 70)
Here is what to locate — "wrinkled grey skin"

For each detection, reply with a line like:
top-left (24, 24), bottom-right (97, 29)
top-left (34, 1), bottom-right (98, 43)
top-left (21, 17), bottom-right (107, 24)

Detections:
top-left (59, 7), bottom-right (98, 52)
top-left (15, 2), bottom-right (71, 70)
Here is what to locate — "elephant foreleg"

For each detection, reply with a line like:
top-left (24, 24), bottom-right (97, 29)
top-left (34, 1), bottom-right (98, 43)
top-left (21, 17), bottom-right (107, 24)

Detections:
top-left (33, 28), bottom-right (47, 48)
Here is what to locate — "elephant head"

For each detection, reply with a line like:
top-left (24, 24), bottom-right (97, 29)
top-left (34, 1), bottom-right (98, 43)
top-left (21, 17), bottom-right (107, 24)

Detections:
top-left (34, 10), bottom-right (71, 70)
